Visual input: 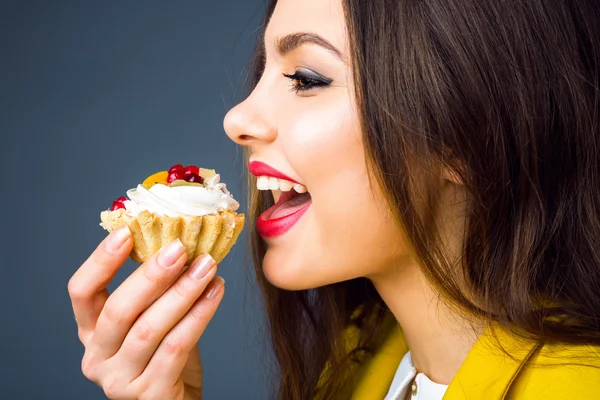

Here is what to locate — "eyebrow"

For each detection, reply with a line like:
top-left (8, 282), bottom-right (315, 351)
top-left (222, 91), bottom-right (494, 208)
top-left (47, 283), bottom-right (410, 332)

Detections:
top-left (275, 32), bottom-right (344, 61)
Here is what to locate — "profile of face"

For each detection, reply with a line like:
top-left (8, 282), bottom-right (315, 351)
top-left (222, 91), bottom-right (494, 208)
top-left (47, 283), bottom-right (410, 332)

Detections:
top-left (224, 0), bottom-right (409, 290)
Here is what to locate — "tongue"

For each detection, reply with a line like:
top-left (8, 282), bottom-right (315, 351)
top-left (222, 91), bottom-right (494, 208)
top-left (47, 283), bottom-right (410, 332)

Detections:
top-left (270, 192), bottom-right (312, 219)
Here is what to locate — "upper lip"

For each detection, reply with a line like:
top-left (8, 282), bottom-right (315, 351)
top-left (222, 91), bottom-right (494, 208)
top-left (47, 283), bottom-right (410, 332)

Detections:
top-left (248, 161), bottom-right (301, 184)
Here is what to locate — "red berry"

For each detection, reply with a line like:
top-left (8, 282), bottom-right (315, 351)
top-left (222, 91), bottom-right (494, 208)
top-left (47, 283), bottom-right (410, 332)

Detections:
top-left (111, 201), bottom-right (126, 211)
top-left (184, 173), bottom-right (204, 184)
top-left (168, 164), bottom-right (184, 174)
top-left (184, 165), bottom-right (199, 176)
top-left (167, 170), bottom-right (185, 183)
top-left (115, 196), bottom-right (128, 203)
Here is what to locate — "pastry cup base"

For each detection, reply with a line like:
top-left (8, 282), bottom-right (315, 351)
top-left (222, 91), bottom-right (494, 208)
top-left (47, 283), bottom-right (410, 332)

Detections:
top-left (100, 209), bottom-right (245, 264)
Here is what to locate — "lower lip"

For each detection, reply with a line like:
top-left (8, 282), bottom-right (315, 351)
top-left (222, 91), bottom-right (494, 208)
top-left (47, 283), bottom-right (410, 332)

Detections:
top-left (256, 198), bottom-right (312, 239)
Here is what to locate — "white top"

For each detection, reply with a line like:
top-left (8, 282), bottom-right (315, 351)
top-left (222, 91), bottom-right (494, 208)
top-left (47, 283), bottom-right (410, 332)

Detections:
top-left (383, 352), bottom-right (449, 400)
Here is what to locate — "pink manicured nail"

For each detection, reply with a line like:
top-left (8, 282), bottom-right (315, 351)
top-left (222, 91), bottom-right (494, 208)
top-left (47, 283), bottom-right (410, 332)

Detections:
top-left (189, 254), bottom-right (216, 280)
top-left (157, 239), bottom-right (186, 268)
top-left (106, 226), bottom-right (131, 253)
top-left (206, 277), bottom-right (225, 299)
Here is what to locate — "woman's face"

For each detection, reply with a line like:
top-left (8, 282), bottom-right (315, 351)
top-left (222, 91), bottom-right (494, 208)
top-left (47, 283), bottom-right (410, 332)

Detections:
top-left (224, 0), bottom-right (409, 290)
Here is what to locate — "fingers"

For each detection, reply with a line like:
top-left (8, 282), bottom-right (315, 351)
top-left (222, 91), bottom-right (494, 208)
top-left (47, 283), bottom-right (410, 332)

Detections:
top-left (87, 274), bottom-right (223, 400)
top-left (69, 227), bottom-right (133, 335)
top-left (141, 276), bottom-right (225, 390)
top-left (91, 239), bottom-right (189, 360)
top-left (117, 254), bottom-right (218, 377)
top-left (72, 227), bottom-right (225, 400)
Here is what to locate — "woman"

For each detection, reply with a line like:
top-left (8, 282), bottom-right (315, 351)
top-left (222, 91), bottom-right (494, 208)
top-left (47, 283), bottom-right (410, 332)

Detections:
top-left (68, 0), bottom-right (600, 399)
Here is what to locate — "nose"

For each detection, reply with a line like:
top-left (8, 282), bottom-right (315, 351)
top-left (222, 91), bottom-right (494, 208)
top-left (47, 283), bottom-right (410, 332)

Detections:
top-left (223, 90), bottom-right (277, 148)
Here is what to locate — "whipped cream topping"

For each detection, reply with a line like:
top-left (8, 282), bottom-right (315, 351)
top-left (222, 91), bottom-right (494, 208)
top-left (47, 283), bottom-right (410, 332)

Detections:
top-left (123, 174), bottom-right (240, 218)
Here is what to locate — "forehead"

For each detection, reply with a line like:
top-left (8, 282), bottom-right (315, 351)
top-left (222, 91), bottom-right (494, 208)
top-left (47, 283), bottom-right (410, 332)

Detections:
top-left (265, 0), bottom-right (348, 54)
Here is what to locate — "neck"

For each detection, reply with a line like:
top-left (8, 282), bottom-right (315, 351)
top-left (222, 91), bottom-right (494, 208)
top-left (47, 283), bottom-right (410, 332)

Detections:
top-left (370, 263), bottom-right (484, 385)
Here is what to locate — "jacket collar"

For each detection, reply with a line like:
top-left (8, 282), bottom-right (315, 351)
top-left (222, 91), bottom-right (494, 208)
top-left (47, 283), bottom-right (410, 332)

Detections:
top-left (351, 321), bottom-right (541, 400)
top-left (351, 322), bottom-right (408, 400)
top-left (444, 324), bottom-right (541, 399)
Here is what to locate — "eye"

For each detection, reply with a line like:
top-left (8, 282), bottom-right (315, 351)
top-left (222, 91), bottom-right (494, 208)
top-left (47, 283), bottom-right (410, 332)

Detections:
top-left (283, 69), bottom-right (333, 93)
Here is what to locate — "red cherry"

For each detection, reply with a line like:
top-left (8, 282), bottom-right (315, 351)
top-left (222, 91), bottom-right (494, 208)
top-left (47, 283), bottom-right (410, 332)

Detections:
top-left (184, 173), bottom-right (204, 184)
top-left (167, 170), bottom-right (185, 183)
top-left (168, 164), bottom-right (184, 174)
top-left (111, 201), bottom-right (126, 211)
top-left (115, 196), bottom-right (128, 203)
top-left (184, 165), bottom-right (199, 176)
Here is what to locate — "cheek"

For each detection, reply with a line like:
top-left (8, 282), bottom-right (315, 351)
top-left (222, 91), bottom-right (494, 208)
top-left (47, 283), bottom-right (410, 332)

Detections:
top-left (262, 185), bottom-right (408, 290)
top-left (261, 95), bottom-right (409, 289)
top-left (284, 96), bottom-right (373, 228)
top-left (281, 94), bottom-right (363, 186)
top-left (282, 96), bottom-right (379, 247)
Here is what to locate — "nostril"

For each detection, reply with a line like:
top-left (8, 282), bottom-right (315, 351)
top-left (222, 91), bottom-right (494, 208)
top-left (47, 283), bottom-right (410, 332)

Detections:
top-left (240, 134), bottom-right (253, 141)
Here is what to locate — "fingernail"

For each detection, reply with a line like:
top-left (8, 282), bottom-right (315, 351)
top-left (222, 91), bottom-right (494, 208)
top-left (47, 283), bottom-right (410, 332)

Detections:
top-left (206, 277), bottom-right (225, 299)
top-left (189, 254), bottom-right (216, 280)
top-left (106, 226), bottom-right (131, 253)
top-left (157, 239), bottom-right (186, 268)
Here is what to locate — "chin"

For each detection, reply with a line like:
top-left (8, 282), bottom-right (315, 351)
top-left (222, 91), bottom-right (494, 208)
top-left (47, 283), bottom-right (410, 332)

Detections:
top-left (261, 244), bottom-right (362, 291)
top-left (258, 206), bottom-right (321, 290)
top-left (261, 248), bottom-right (316, 290)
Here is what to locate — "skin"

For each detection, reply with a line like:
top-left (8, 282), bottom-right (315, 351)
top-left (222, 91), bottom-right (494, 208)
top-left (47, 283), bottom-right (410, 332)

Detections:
top-left (225, 0), bottom-right (483, 386)
top-left (69, 0), bottom-right (482, 398)
top-left (225, 0), bottom-right (409, 291)
top-left (69, 230), bottom-right (222, 400)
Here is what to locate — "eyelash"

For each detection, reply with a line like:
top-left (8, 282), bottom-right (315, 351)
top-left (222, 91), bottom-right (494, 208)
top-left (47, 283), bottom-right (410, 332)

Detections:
top-left (283, 71), bottom-right (332, 93)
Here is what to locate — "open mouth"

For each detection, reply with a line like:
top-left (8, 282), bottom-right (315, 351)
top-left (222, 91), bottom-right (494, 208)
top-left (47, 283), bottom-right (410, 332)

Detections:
top-left (255, 176), bottom-right (312, 238)
top-left (262, 190), bottom-right (312, 220)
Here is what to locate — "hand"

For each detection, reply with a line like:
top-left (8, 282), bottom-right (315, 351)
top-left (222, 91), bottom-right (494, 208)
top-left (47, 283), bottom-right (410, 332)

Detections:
top-left (68, 227), bottom-right (225, 400)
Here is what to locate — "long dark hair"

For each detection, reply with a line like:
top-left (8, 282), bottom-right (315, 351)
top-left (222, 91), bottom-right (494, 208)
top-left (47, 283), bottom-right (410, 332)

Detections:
top-left (244, 1), bottom-right (600, 399)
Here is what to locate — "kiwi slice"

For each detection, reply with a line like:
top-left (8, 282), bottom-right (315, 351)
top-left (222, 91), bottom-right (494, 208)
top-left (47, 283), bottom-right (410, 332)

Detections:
top-left (169, 180), bottom-right (204, 187)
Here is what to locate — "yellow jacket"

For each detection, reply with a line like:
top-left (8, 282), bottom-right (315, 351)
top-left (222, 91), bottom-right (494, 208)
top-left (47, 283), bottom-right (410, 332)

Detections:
top-left (350, 322), bottom-right (600, 399)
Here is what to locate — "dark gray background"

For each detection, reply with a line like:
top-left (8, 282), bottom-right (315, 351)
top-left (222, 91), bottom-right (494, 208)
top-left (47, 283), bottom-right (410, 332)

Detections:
top-left (0, 1), bottom-right (271, 399)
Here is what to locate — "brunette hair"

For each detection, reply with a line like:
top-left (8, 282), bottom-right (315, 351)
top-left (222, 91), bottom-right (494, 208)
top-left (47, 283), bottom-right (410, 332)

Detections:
top-left (244, 1), bottom-right (600, 399)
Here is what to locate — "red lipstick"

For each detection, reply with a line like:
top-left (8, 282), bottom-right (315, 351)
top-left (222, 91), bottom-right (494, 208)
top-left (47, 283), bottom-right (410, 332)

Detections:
top-left (248, 161), bottom-right (299, 184)
top-left (249, 161), bottom-right (311, 238)
top-left (256, 191), bottom-right (312, 238)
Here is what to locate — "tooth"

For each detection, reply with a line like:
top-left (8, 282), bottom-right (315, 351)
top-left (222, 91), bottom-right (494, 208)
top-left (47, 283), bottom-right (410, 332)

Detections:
top-left (268, 177), bottom-right (279, 190)
top-left (293, 184), bottom-right (307, 194)
top-left (279, 179), bottom-right (294, 192)
top-left (257, 176), bottom-right (269, 190)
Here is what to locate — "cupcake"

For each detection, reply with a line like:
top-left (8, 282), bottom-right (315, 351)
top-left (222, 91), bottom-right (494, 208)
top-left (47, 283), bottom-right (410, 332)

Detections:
top-left (100, 164), bottom-right (245, 264)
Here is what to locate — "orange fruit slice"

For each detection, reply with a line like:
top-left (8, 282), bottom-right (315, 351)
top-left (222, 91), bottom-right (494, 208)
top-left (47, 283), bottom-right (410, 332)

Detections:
top-left (142, 171), bottom-right (168, 189)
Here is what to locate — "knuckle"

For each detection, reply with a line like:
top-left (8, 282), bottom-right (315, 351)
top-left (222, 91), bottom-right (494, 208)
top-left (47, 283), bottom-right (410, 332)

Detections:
top-left (68, 277), bottom-right (88, 300)
top-left (102, 375), bottom-right (136, 400)
top-left (134, 380), bottom-right (151, 399)
top-left (77, 327), bottom-right (90, 345)
top-left (133, 319), bottom-right (158, 344)
top-left (188, 302), bottom-right (213, 322)
top-left (162, 335), bottom-right (186, 356)
top-left (103, 379), bottom-right (123, 400)
top-left (172, 278), bottom-right (189, 299)
top-left (103, 300), bottom-right (127, 325)
top-left (81, 353), bottom-right (98, 381)
top-left (142, 261), bottom-right (164, 283)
